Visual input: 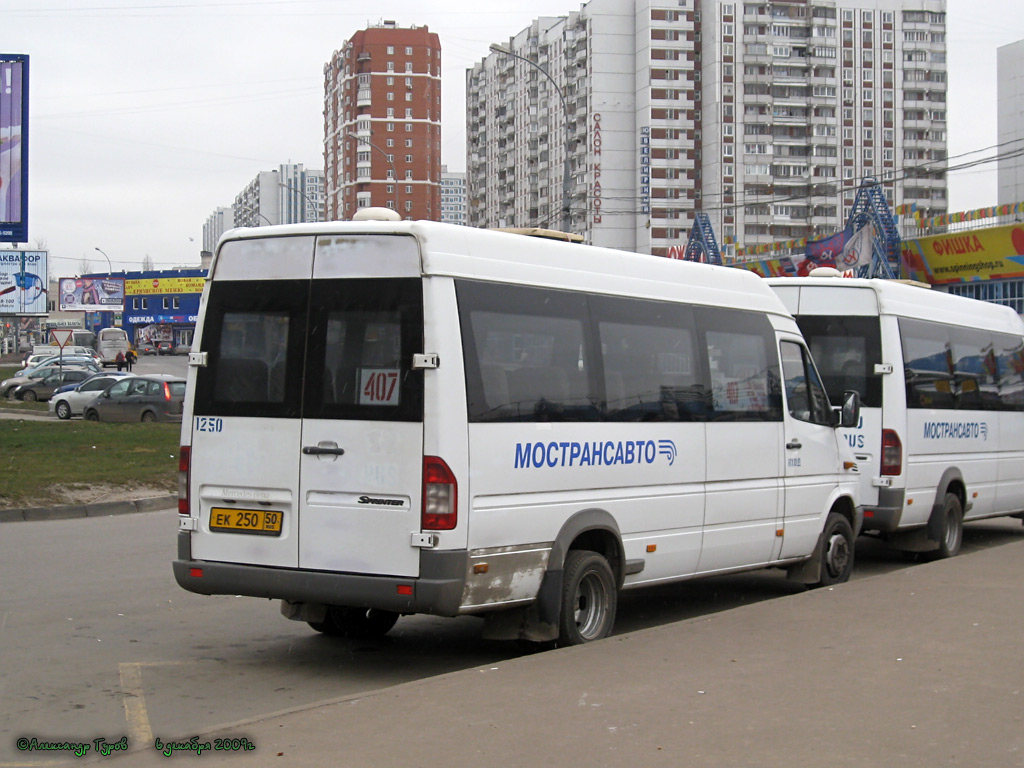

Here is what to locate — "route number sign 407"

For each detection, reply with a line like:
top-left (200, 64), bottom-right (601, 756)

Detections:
top-left (358, 368), bottom-right (400, 406)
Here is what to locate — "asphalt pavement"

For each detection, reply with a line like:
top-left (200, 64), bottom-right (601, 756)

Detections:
top-left (47, 519), bottom-right (1022, 768)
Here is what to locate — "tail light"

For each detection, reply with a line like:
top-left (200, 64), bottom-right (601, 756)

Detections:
top-left (881, 429), bottom-right (902, 476)
top-left (422, 456), bottom-right (457, 531)
top-left (178, 446), bottom-right (191, 515)
top-left (163, 382), bottom-right (172, 401)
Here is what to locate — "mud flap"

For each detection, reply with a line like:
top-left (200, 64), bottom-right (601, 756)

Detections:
top-left (481, 568), bottom-right (562, 642)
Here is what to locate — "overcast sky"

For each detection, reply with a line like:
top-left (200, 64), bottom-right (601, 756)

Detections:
top-left (3, 0), bottom-right (1021, 276)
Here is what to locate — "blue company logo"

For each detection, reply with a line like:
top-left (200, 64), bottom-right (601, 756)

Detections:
top-left (514, 439), bottom-right (678, 469)
top-left (922, 421), bottom-right (988, 441)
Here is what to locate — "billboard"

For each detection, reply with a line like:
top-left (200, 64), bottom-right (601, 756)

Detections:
top-left (0, 55), bottom-right (28, 244)
top-left (59, 276), bottom-right (126, 312)
top-left (902, 223), bottom-right (1024, 285)
top-left (125, 275), bottom-right (206, 295)
top-left (0, 250), bottom-right (46, 315)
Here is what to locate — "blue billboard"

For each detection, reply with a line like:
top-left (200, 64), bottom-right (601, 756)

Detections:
top-left (0, 54), bottom-right (28, 244)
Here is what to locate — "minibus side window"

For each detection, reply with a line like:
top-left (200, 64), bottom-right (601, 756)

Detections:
top-left (697, 307), bottom-right (782, 422)
top-left (591, 295), bottom-right (707, 422)
top-left (458, 281), bottom-right (597, 423)
top-left (947, 326), bottom-right (1000, 411)
top-left (900, 318), bottom-right (956, 410)
top-left (780, 341), bottom-right (832, 425)
top-left (995, 333), bottom-right (1024, 412)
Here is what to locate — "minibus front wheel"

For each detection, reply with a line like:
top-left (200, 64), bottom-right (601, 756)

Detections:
top-left (557, 550), bottom-right (617, 646)
top-left (814, 512), bottom-right (855, 587)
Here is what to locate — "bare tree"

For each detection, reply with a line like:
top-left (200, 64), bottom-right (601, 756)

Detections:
top-left (141, 254), bottom-right (155, 272)
top-left (78, 258), bottom-right (93, 275)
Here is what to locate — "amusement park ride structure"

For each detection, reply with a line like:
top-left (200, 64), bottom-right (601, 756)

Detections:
top-left (682, 178), bottom-right (902, 278)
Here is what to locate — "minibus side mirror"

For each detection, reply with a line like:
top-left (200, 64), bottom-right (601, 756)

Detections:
top-left (836, 390), bottom-right (860, 429)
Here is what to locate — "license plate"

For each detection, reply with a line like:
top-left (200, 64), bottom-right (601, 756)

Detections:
top-left (209, 507), bottom-right (283, 536)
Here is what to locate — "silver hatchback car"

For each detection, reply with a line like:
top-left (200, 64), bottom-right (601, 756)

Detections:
top-left (83, 374), bottom-right (186, 423)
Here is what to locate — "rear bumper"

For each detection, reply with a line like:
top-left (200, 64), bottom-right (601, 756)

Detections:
top-left (859, 487), bottom-right (906, 533)
top-left (173, 533), bottom-right (468, 617)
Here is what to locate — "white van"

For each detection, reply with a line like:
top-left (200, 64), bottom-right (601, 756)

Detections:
top-left (767, 275), bottom-right (1024, 557)
top-left (174, 213), bottom-right (861, 645)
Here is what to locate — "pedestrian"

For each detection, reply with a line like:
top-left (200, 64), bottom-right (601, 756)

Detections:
top-left (115, 351), bottom-right (125, 372)
top-left (126, 349), bottom-right (136, 372)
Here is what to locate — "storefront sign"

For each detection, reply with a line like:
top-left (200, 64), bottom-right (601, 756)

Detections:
top-left (902, 223), bottom-right (1024, 284)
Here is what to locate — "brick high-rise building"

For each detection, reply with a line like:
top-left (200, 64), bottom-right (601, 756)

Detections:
top-left (324, 21), bottom-right (442, 221)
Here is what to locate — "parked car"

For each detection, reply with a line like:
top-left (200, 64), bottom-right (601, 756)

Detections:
top-left (51, 370), bottom-right (134, 398)
top-left (49, 372), bottom-right (135, 420)
top-left (1, 361), bottom-right (101, 398)
top-left (173, 343), bottom-right (191, 356)
top-left (21, 348), bottom-right (98, 370)
top-left (17, 354), bottom-right (101, 375)
top-left (13, 368), bottom-right (94, 401)
top-left (156, 341), bottom-right (174, 356)
top-left (136, 341), bottom-right (157, 355)
top-left (83, 374), bottom-right (186, 423)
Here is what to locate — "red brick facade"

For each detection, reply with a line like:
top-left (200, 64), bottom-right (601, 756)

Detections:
top-left (324, 25), bottom-right (441, 222)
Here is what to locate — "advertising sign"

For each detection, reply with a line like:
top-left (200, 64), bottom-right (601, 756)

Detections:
top-left (0, 55), bottom-right (28, 243)
top-left (0, 250), bottom-right (46, 315)
top-left (59, 276), bottom-right (126, 312)
top-left (902, 223), bottom-right (1024, 285)
top-left (125, 276), bottom-right (205, 295)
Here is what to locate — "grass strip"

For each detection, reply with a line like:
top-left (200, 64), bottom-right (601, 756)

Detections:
top-left (0, 420), bottom-right (179, 509)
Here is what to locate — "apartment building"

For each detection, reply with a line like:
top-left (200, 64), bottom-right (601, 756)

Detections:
top-left (441, 165), bottom-right (467, 224)
top-left (323, 22), bottom-right (442, 221)
top-left (231, 163), bottom-right (324, 229)
top-left (998, 39), bottom-right (1024, 206)
top-left (467, 0), bottom-right (948, 257)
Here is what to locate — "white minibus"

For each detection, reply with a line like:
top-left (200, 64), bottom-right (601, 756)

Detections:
top-left (174, 212), bottom-right (861, 646)
top-left (767, 274), bottom-right (1024, 557)
top-left (96, 327), bottom-right (130, 367)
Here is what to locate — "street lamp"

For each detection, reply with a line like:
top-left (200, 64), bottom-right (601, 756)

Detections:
top-left (279, 181), bottom-right (322, 223)
top-left (346, 131), bottom-right (400, 215)
top-left (94, 247), bottom-right (112, 274)
top-left (490, 43), bottom-right (573, 234)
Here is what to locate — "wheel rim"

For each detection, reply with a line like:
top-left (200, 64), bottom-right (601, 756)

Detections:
top-left (573, 571), bottom-right (609, 641)
top-left (944, 507), bottom-right (962, 552)
top-left (825, 532), bottom-right (850, 578)
top-left (56, 402), bottom-right (69, 418)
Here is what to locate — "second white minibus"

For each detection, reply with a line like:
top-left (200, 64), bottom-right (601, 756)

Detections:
top-left (768, 274), bottom-right (1024, 557)
top-left (174, 213), bottom-right (861, 646)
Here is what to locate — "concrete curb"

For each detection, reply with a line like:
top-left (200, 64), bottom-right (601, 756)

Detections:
top-left (0, 494), bottom-right (177, 523)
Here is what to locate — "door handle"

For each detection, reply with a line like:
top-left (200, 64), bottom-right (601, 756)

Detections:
top-left (302, 445), bottom-right (346, 456)
top-left (786, 440), bottom-right (802, 450)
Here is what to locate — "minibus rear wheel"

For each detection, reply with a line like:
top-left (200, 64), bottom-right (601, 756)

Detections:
top-left (934, 493), bottom-right (963, 559)
top-left (308, 607), bottom-right (399, 638)
top-left (557, 550), bottom-right (617, 646)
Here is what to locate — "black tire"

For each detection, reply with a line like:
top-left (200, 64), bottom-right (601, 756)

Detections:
top-left (810, 512), bottom-right (855, 588)
top-left (21, 390), bottom-right (36, 402)
top-left (934, 493), bottom-right (963, 559)
top-left (55, 401), bottom-right (71, 420)
top-left (308, 607), bottom-right (399, 638)
top-left (141, 411), bottom-right (157, 423)
top-left (557, 550), bottom-right (617, 646)
top-left (84, 409), bottom-right (99, 422)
